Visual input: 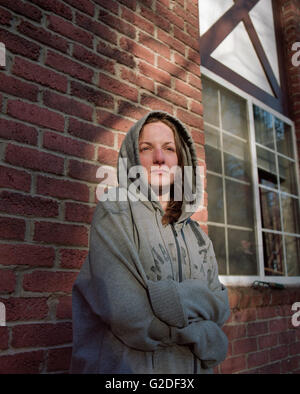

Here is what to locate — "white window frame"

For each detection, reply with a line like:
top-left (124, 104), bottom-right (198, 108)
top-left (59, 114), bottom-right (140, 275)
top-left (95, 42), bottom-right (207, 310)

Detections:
top-left (201, 65), bottom-right (300, 287)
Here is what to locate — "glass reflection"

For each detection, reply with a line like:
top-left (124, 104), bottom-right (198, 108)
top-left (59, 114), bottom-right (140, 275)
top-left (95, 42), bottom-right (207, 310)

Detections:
top-left (226, 180), bottom-right (254, 228)
top-left (285, 236), bottom-right (300, 276)
top-left (221, 89), bottom-right (247, 139)
top-left (204, 126), bottom-right (222, 174)
top-left (259, 188), bottom-right (281, 231)
top-left (254, 105), bottom-right (274, 149)
top-left (208, 225), bottom-right (226, 275)
top-left (263, 232), bottom-right (284, 276)
top-left (202, 78), bottom-right (219, 127)
top-left (223, 134), bottom-right (250, 181)
top-left (281, 195), bottom-right (300, 234)
top-left (278, 156), bottom-right (297, 195)
top-left (207, 174), bottom-right (224, 223)
top-left (228, 229), bottom-right (257, 275)
top-left (275, 119), bottom-right (293, 158)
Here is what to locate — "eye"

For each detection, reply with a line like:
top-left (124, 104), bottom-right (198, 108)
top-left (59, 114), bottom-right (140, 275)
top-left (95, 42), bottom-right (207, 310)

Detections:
top-left (166, 147), bottom-right (175, 152)
top-left (140, 146), bottom-right (150, 152)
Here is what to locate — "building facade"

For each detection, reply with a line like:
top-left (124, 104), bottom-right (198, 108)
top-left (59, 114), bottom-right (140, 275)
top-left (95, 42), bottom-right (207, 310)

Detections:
top-left (0, 0), bottom-right (299, 373)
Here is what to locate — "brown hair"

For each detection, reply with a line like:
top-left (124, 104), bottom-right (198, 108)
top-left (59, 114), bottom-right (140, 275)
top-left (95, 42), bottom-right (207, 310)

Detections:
top-left (140, 114), bottom-right (184, 226)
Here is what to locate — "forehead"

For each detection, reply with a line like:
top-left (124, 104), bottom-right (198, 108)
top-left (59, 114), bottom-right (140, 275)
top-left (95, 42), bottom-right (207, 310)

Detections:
top-left (139, 121), bottom-right (175, 142)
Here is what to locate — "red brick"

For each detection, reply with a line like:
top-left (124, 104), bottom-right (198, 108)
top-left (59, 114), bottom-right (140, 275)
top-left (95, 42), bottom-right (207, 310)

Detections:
top-left (270, 345), bottom-right (289, 362)
top-left (138, 60), bottom-right (171, 87)
top-left (0, 0), bottom-right (42, 22)
top-left (94, 0), bottom-right (119, 14)
top-left (190, 100), bottom-right (203, 116)
top-left (12, 322), bottom-right (72, 348)
top-left (247, 321), bottom-right (269, 337)
top-left (30, 0), bottom-right (73, 20)
top-left (23, 271), bottom-right (78, 293)
top-left (13, 57), bottom-right (68, 93)
top-left (139, 5), bottom-right (170, 32)
top-left (140, 93), bottom-right (173, 114)
top-left (98, 72), bottom-right (139, 102)
top-left (56, 296), bottom-right (72, 319)
top-left (289, 341), bottom-right (300, 356)
top-left (68, 159), bottom-right (100, 183)
top-left (65, 202), bottom-right (95, 224)
top-left (120, 5), bottom-right (154, 35)
top-left (232, 337), bottom-right (257, 355)
top-left (65, 0), bottom-right (95, 16)
top-left (0, 165), bottom-right (31, 192)
top-left (228, 308), bottom-right (257, 324)
top-left (73, 43), bottom-right (115, 73)
top-left (47, 346), bottom-right (72, 372)
top-left (97, 40), bottom-right (136, 68)
top-left (18, 20), bottom-right (69, 53)
top-left (0, 118), bottom-right (37, 145)
top-left (157, 28), bottom-right (185, 55)
top-left (191, 130), bottom-right (205, 146)
top-left (36, 175), bottom-right (90, 203)
top-left (43, 131), bottom-right (95, 160)
top-left (220, 355), bottom-right (247, 374)
top-left (278, 330), bottom-right (296, 345)
top-left (0, 7), bottom-right (12, 26)
top-left (0, 216), bottom-right (25, 241)
top-left (98, 10), bottom-right (136, 39)
top-left (0, 269), bottom-right (16, 294)
top-left (0, 297), bottom-right (48, 321)
top-left (0, 327), bottom-right (9, 350)
top-left (157, 84), bottom-right (188, 108)
top-left (70, 80), bottom-right (114, 109)
top-left (0, 191), bottom-right (59, 218)
top-left (138, 31), bottom-right (171, 59)
top-left (75, 12), bottom-right (118, 44)
top-left (46, 49), bottom-right (94, 83)
top-left (223, 324), bottom-right (247, 341)
top-left (269, 318), bottom-right (289, 333)
top-left (96, 109), bottom-right (134, 132)
top-left (0, 350), bottom-right (44, 374)
top-left (7, 100), bottom-right (65, 132)
top-left (120, 67), bottom-right (155, 92)
top-left (258, 333), bottom-right (278, 349)
top-left (177, 108), bottom-right (203, 129)
top-left (68, 117), bottom-right (115, 146)
top-left (0, 73), bottom-right (39, 102)
top-left (43, 90), bottom-right (93, 122)
top-left (97, 147), bottom-right (119, 166)
top-left (157, 56), bottom-right (187, 81)
top-left (117, 100), bottom-right (149, 120)
top-left (174, 52), bottom-right (201, 76)
top-left (0, 28), bottom-right (41, 60)
top-left (5, 144), bottom-right (64, 175)
top-left (257, 361), bottom-right (281, 374)
top-left (175, 79), bottom-right (202, 102)
top-left (47, 14), bottom-right (93, 48)
top-left (59, 248), bottom-right (88, 269)
top-left (34, 221), bottom-right (89, 247)
top-left (247, 350), bottom-right (269, 369)
top-left (0, 244), bottom-right (55, 267)
top-left (281, 355), bottom-right (300, 373)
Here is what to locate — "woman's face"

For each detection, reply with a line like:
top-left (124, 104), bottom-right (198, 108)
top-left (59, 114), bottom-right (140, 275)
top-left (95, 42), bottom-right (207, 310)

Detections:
top-left (139, 121), bottom-right (179, 190)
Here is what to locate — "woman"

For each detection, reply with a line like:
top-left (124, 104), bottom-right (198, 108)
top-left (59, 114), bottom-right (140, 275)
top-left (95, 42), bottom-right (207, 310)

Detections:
top-left (70, 111), bottom-right (230, 374)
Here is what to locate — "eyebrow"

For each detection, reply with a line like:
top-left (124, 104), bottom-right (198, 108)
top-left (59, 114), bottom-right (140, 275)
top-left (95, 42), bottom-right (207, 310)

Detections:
top-left (138, 141), bottom-right (175, 145)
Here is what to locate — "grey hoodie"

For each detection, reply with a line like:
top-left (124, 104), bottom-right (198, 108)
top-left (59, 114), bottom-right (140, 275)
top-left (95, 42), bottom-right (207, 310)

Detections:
top-left (70, 111), bottom-right (230, 374)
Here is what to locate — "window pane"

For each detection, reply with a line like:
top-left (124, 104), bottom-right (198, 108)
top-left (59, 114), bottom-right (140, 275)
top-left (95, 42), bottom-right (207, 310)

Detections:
top-left (207, 174), bottom-right (224, 223)
top-left (204, 125), bottom-right (222, 174)
top-left (202, 78), bottom-right (219, 127)
top-left (223, 134), bottom-right (251, 181)
top-left (281, 195), bottom-right (300, 234)
top-left (228, 229), bottom-right (257, 275)
top-left (263, 232), bottom-right (285, 276)
top-left (275, 119), bottom-right (294, 158)
top-left (259, 188), bottom-right (281, 231)
top-left (285, 236), bottom-right (300, 276)
top-left (221, 89), bottom-right (247, 138)
top-left (208, 225), bottom-right (226, 275)
top-left (278, 156), bottom-right (297, 195)
top-left (226, 180), bottom-right (254, 228)
top-left (254, 105), bottom-right (274, 149)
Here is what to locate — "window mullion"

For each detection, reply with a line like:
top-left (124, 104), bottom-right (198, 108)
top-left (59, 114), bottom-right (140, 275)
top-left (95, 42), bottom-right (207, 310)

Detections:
top-left (247, 100), bottom-right (265, 278)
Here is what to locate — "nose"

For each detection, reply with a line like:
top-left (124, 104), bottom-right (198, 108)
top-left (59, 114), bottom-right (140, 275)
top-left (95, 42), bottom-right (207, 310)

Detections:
top-left (153, 148), bottom-right (165, 164)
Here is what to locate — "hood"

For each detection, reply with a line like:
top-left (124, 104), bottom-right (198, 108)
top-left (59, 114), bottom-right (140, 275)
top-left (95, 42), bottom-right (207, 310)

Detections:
top-left (117, 110), bottom-right (202, 223)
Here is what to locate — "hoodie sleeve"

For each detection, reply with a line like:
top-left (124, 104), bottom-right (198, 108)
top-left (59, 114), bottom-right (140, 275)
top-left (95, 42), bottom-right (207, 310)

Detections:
top-left (72, 199), bottom-right (173, 352)
top-left (147, 240), bottom-right (230, 328)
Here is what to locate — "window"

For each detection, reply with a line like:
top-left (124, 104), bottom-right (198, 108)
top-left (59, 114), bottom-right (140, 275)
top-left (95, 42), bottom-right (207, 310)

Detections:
top-left (202, 74), bottom-right (300, 284)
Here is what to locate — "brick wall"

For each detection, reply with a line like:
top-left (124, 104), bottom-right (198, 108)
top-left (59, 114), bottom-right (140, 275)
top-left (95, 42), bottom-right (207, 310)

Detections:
top-left (280, 0), bottom-right (300, 167)
top-left (0, 0), bottom-right (205, 373)
top-left (0, 0), bottom-right (299, 375)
